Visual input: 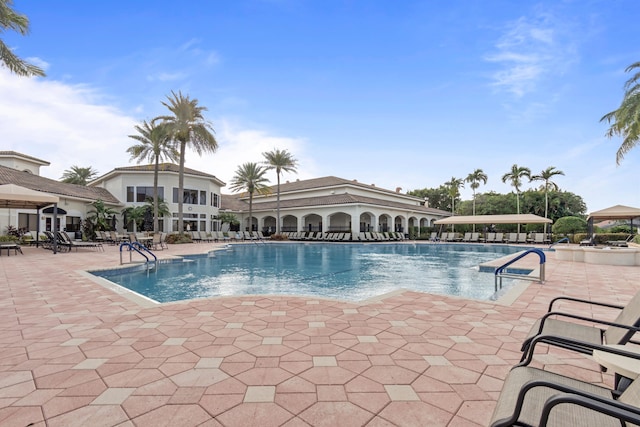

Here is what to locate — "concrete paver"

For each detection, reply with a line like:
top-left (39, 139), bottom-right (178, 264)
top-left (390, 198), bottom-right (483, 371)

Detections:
top-left (0, 242), bottom-right (637, 426)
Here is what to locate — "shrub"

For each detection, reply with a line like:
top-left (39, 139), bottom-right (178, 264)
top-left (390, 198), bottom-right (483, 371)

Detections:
top-left (269, 234), bottom-right (288, 241)
top-left (165, 233), bottom-right (192, 244)
top-left (552, 216), bottom-right (587, 235)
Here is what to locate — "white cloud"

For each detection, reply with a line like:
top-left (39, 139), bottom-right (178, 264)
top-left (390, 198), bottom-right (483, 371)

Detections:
top-left (185, 119), bottom-right (318, 190)
top-left (0, 68), bottom-right (135, 180)
top-left (0, 68), bottom-right (315, 192)
top-left (485, 12), bottom-right (576, 97)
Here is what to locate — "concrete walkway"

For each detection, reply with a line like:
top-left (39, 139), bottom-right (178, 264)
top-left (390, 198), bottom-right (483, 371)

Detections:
top-left (0, 242), bottom-right (637, 426)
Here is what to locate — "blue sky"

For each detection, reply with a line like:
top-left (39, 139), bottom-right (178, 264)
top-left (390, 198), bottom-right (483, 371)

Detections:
top-left (2, 0), bottom-right (639, 212)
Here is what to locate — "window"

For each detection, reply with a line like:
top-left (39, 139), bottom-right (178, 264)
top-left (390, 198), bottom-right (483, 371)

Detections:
top-left (172, 187), bottom-right (201, 205)
top-left (66, 216), bottom-right (82, 232)
top-left (212, 193), bottom-right (219, 207)
top-left (128, 186), bottom-right (163, 203)
top-left (136, 186), bottom-right (163, 202)
top-left (200, 191), bottom-right (206, 205)
top-left (18, 213), bottom-right (38, 231)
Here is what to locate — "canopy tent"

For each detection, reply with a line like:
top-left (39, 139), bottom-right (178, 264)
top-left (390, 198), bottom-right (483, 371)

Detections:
top-left (586, 205), bottom-right (640, 236)
top-left (0, 184), bottom-right (60, 253)
top-left (0, 184), bottom-right (59, 209)
top-left (434, 214), bottom-right (552, 225)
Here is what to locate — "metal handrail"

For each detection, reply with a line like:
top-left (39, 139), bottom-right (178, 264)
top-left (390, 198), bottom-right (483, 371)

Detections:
top-left (119, 242), bottom-right (157, 265)
top-left (549, 237), bottom-right (569, 249)
top-left (494, 248), bottom-right (546, 291)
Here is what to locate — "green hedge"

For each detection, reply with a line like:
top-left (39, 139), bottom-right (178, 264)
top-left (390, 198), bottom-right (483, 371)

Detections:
top-left (572, 233), bottom-right (637, 245)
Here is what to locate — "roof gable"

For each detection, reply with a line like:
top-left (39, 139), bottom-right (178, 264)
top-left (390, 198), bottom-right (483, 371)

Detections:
top-left (0, 165), bottom-right (121, 205)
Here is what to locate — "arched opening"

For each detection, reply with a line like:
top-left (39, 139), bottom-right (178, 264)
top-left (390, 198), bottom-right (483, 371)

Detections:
top-left (328, 212), bottom-right (351, 233)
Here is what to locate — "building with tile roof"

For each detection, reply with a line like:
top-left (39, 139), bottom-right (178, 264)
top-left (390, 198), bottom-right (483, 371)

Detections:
top-left (0, 151), bottom-right (449, 238)
top-left (221, 176), bottom-right (450, 237)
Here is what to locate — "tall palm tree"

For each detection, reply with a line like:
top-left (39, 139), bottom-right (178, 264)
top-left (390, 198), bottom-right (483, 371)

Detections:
top-left (0, 0), bottom-right (45, 77)
top-left (127, 119), bottom-right (179, 233)
top-left (444, 177), bottom-right (464, 232)
top-left (465, 169), bottom-right (488, 232)
top-left (501, 164), bottom-right (531, 233)
top-left (229, 163), bottom-right (271, 233)
top-left (531, 166), bottom-right (564, 233)
top-left (60, 166), bottom-right (98, 185)
top-left (262, 148), bottom-right (298, 234)
top-left (158, 91), bottom-right (217, 233)
top-left (601, 61), bottom-right (640, 164)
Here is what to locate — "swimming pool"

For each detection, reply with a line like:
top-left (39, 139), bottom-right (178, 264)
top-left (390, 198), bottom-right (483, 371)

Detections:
top-left (92, 243), bottom-right (528, 303)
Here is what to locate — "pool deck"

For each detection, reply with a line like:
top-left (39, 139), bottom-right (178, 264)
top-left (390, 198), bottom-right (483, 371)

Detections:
top-left (0, 241), bottom-right (638, 426)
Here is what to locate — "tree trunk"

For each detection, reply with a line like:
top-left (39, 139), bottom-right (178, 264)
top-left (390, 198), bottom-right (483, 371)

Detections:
top-left (248, 191), bottom-right (253, 233)
top-left (153, 155), bottom-right (159, 233)
top-left (276, 172), bottom-right (281, 234)
top-left (178, 141), bottom-right (186, 234)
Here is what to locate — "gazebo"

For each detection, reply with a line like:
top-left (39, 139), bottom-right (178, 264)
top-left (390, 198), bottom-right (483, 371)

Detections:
top-left (0, 184), bottom-right (60, 253)
top-left (586, 205), bottom-right (640, 237)
top-left (434, 214), bottom-right (552, 227)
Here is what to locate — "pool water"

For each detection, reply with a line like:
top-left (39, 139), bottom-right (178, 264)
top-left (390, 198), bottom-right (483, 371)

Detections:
top-left (92, 243), bottom-right (527, 303)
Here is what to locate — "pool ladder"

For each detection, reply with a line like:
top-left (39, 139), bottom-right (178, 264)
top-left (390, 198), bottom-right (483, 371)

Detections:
top-left (119, 242), bottom-right (157, 270)
top-left (494, 248), bottom-right (546, 292)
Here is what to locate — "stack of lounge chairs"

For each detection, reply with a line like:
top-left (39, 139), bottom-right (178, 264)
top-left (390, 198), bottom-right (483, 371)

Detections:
top-left (489, 291), bottom-right (640, 426)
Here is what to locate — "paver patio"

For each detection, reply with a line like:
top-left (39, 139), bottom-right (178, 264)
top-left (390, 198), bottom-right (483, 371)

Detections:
top-left (0, 242), bottom-right (637, 426)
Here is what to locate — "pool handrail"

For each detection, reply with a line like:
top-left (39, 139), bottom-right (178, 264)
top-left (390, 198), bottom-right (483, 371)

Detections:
top-left (494, 248), bottom-right (546, 291)
top-left (119, 241), bottom-right (157, 266)
top-left (548, 237), bottom-right (570, 250)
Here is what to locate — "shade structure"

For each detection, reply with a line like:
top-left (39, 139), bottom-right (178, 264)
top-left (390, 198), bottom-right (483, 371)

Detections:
top-left (586, 204), bottom-right (640, 236)
top-left (434, 214), bottom-right (552, 225)
top-left (0, 184), bottom-right (60, 253)
top-left (0, 184), bottom-right (59, 209)
top-left (587, 205), bottom-right (640, 221)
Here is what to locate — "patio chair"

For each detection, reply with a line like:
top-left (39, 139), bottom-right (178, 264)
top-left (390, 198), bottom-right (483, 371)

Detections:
top-left (520, 292), bottom-right (640, 357)
top-left (491, 337), bottom-right (640, 426)
top-left (60, 231), bottom-right (104, 252)
top-left (607, 235), bottom-right (634, 247)
top-left (580, 235), bottom-right (596, 246)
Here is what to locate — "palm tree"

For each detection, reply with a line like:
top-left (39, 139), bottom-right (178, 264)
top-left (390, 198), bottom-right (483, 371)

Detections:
top-left (531, 166), bottom-right (564, 234)
top-left (85, 199), bottom-right (118, 237)
top-left (444, 177), bottom-right (464, 232)
top-left (127, 119), bottom-right (178, 233)
top-left (465, 169), bottom-right (488, 231)
top-left (60, 166), bottom-right (98, 185)
top-left (501, 164), bottom-right (531, 233)
top-left (121, 205), bottom-right (146, 233)
top-left (262, 148), bottom-right (298, 234)
top-left (601, 61), bottom-right (640, 164)
top-left (0, 0), bottom-right (45, 77)
top-left (229, 163), bottom-right (271, 233)
top-left (158, 91), bottom-right (217, 233)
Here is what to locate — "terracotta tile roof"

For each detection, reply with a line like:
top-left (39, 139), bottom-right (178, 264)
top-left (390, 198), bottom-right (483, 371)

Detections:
top-left (0, 165), bottom-right (121, 205)
top-left (94, 163), bottom-right (225, 185)
top-left (221, 192), bottom-right (449, 215)
top-left (0, 151), bottom-right (50, 165)
top-left (275, 176), bottom-right (408, 196)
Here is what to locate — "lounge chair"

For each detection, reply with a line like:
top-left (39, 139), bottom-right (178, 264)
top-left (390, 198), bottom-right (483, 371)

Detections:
top-left (607, 235), bottom-right (634, 247)
top-left (520, 292), bottom-right (640, 357)
top-left (342, 233), bottom-right (351, 241)
top-left (485, 232), bottom-right (496, 243)
top-left (470, 232), bottom-right (480, 242)
top-left (494, 232), bottom-right (504, 243)
top-left (517, 233), bottom-right (528, 244)
top-left (462, 232), bottom-right (471, 242)
top-left (59, 231), bottom-right (104, 252)
top-left (491, 336), bottom-right (640, 427)
top-left (533, 233), bottom-right (545, 244)
top-left (580, 235), bottom-right (596, 246)
top-left (506, 233), bottom-right (518, 243)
